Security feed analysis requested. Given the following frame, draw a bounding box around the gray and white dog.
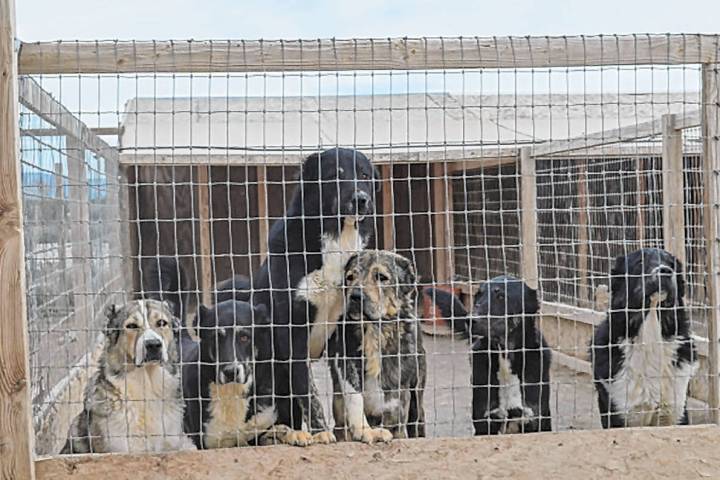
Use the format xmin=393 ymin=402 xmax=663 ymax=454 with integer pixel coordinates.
xmin=328 ymin=250 xmax=426 ymax=443
xmin=61 ymin=299 xmax=194 ymax=453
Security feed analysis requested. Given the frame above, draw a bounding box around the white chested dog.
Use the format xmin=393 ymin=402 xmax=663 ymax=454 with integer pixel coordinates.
xmin=61 ymin=299 xmax=194 ymax=453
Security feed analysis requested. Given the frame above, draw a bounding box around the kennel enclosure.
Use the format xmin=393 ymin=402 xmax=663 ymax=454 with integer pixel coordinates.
xmin=2 ymin=9 xmax=720 ymax=476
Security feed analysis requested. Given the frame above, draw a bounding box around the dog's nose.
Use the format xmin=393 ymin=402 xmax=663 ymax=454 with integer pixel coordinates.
xmin=352 ymin=191 xmax=371 ymax=215
xmin=144 ymin=338 xmax=163 ymax=360
xmin=656 ymin=265 xmax=674 ymax=275
xmin=221 ymin=363 xmax=245 ymax=383
xmin=349 ymin=288 xmax=363 ymax=303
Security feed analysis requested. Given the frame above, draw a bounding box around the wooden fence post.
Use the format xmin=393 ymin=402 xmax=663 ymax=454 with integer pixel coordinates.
xmin=702 ymin=63 xmax=720 ymax=425
xmin=520 ymin=148 xmax=539 ymax=290
xmin=382 ymin=164 xmax=394 ymax=250
xmin=432 ymin=162 xmax=454 ymax=282
xmin=662 ymin=113 xmax=687 ymax=266
xmin=0 ymin=0 xmax=36 ymax=477
xmin=196 ymin=166 xmax=213 ymax=305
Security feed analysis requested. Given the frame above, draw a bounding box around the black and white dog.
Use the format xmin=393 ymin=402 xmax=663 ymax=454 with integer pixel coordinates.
xmin=591 ymin=248 xmax=698 ymax=428
xmin=426 ymin=276 xmax=552 ymax=435
xmin=247 ymin=148 xmax=380 ymax=444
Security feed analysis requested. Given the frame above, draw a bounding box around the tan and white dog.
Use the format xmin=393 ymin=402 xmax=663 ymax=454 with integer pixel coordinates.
xmin=61 ymin=299 xmax=194 ymax=454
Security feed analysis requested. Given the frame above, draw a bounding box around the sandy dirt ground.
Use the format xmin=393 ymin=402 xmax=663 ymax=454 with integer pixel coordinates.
xmin=38 ymin=426 xmax=720 ymax=480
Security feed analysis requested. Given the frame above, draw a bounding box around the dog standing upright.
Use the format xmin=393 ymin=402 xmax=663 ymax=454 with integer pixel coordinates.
xmin=61 ymin=300 xmax=194 ymax=453
xmin=246 ymin=148 xmax=380 ymax=444
xmin=426 ymin=276 xmax=552 ymax=435
xmin=329 ymin=250 xmax=426 ymax=443
xmin=591 ymin=248 xmax=697 ymax=428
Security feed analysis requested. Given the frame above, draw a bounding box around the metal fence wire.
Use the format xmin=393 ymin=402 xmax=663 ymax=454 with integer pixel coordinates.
xmin=15 ymin=35 xmax=720 ymax=456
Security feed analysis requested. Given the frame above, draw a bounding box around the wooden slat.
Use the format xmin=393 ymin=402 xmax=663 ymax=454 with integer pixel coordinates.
xmin=702 ymin=63 xmax=720 ymax=425
xmin=0 ymin=0 xmax=35 ymax=477
xmin=66 ymin=137 xmax=92 ymax=332
xmin=577 ymin=160 xmax=589 ymax=306
xmin=431 ymin=163 xmax=453 ymax=282
xmin=381 ymin=164 xmax=394 ymax=250
xmin=661 ymin=114 xmax=687 ymax=265
xmin=118 ymin=148 xmax=519 ymax=167
xmin=18 ymin=35 xmax=720 ymax=75
xmin=196 ymin=166 xmax=213 ymax=306
xmin=17 ymin=77 xmax=119 ymax=166
xmin=532 ymin=110 xmax=700 ymax=158
xmin=520 ymin=148 xmax=539 ymax=290
xmin=256 ymin=166 xmax=269 ymax=259
xmin=21 ymin=126 xmax=120 ymax=137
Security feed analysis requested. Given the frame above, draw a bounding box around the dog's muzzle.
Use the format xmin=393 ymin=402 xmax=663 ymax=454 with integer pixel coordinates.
xmin=342 ymin=190 xmax=373 ymax=220
xmin=646 ymin=265 xmax=677 ymax=303
xmin=135 ymin=331 xmax=168 ymax=366
xmin=219 ymin=362 xmax=249 ymax=385
xmin=347 ymin=287 xmax=380 ymax=320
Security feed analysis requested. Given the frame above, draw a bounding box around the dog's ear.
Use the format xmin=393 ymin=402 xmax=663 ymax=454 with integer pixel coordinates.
xmin=104 ymin=304 xmax=121 ymax=344
xmin=300 ymin=151 xmax=321 ymax=181
xmin=344 ymin=253 xmax=360 ymax=275
xmin=394 ymin=254 xmax=417 ymax=299
xmin=196 ymin=304 xmax=214 ymax=337
xmin=610 ymin=254 xmax=628 ymax=297
xmin=524 ymin=285 xmax=540 ymax=314
xmin=674 ymin=257 xmax=686 ymax=300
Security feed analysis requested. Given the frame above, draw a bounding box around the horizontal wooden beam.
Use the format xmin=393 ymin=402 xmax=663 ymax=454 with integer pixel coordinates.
xmin=21 ymin=127 xmax=120 ymax=137
xmin=18 ymin=35 xmax=720 ymax=75
xmin=532 ymin=110 xmax=700 ymax=158
xmin=118 ymin=148 xmax=519 ymax=166
xmin=35 ymin=425 xmax=720 ymax=479
xmin=18 ymin=76 xmax=119 ymax=165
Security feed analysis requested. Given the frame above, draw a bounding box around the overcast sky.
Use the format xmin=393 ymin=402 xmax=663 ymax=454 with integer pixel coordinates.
xmin=15 ymin=0 xmax=720 ymax=41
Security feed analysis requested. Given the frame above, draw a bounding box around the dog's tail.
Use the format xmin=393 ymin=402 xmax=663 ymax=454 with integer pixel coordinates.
xmin=422 ymin=287 xmax=471 ymax=338
xmin=142 ymin=256 xmax=188 ymax=322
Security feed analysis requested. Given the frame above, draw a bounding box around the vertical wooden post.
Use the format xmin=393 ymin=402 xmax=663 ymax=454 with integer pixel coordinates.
xmin=432 ymin=162 xmax=454 ymax=282
xmin=702 ymin=63 xmax=720 ymax=424
xmin=577 ymin=159 xmax=589 ymax=306
xmin=197 ymin=165 xmax=213 ymax=306
xmin=256 ymin=165 xmax=269 ymax=260
xmin=662 ymin=114 xmax=687 ymax=266
xmin=382 ymin=164 xmax=394 ymax=250
xmin=0 ymin=0 xmax=35 ymax=477
xmin=66 ymin=137 xmax=92 ymax=328
xmin=520 ymin=148 xmax=539 ymax=290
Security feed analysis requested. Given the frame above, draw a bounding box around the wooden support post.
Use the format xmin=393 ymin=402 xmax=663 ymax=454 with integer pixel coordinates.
xmin=577 ymin=160 xmax=590 ymax=306
xmin=54 ymin=162 xmax=67 ymax=279
xmin=197 ymin=166 xmax=213 ymax=306
xmin=432 ymin=162 xmax=454 ymax=282
xmin=66 ymin=137 xmax=92 ymax=329
xmin=382 ymin=164 xmax=394 ymax=250
xmin=0 ymin=0 xmax=35 ymax=476
xmin=520 ymin=148 xmax=539 ymax=290
xmin=662 ymin=114 xmax=687 ymax=266
xmin=702 ymin=63 xmax=720 ymax=424
xmin=256 ymin=166 xmax=269 ymax=260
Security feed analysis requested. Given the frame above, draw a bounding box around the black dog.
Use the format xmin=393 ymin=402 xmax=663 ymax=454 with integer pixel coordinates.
xmin=590 ymin=248 xmax=697 ymax=428
xmin=426 ymin=276 xmax=552 ymax=435
xmin=242 ymin=148 xmax=380 ymax=444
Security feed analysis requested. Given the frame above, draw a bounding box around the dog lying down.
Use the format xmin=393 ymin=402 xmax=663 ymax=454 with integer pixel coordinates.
xmin=61 ymin=299 xmax=194 ymax=453
xmin=426 ymin=276 xmax=552 ymax=435
xmin=329 ymin=250 xmax=427 ymax=443
xmin=591 ymin=248 xmax=698 ymax=428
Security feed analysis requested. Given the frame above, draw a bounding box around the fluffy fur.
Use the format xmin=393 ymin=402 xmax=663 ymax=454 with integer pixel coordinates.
xmin=329 ymin=250 xmax=426 ymax=443
xmin=245 ymin=148 xmax=381 ymax=444
xmin=426 ymin=276 xmax=552 ymax=435
xmin=591 ymin=248 xmax=698 ymax=428
xmin=61 ymin=300 xmax=194 ymax=453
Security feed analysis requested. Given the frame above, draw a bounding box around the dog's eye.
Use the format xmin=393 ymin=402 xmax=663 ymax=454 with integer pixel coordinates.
xmin=156 ymin=319 xmax=169 ymax=328
xmin=361 ymin=171 xmax=370 ymax=180
xmin=346 ymin=273 xmax=355 ymax=283
xmin=376 ymin=272 xmax=389 ymax=282
xmin=125 ymin=323 xmax=139 ymax=330
xmin=238 ymin=334 xmax=250 ymax=343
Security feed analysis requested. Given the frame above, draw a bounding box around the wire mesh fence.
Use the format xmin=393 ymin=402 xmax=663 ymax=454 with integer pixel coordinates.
xmin=14 ymin=35 xmax=720 ymax=457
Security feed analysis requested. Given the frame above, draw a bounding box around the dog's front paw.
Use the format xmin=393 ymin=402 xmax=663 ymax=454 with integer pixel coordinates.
xmin=353 ymin=427 xmax=393 ymax=444
xmin=312 ymin=431 xmax=336 ymax=444
xmin=284 ymin=430 xmax=314 ymax=447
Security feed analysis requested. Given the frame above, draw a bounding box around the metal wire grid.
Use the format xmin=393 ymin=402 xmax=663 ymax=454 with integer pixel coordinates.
xmin=17 ymin=41 xmax=720 ymax=454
